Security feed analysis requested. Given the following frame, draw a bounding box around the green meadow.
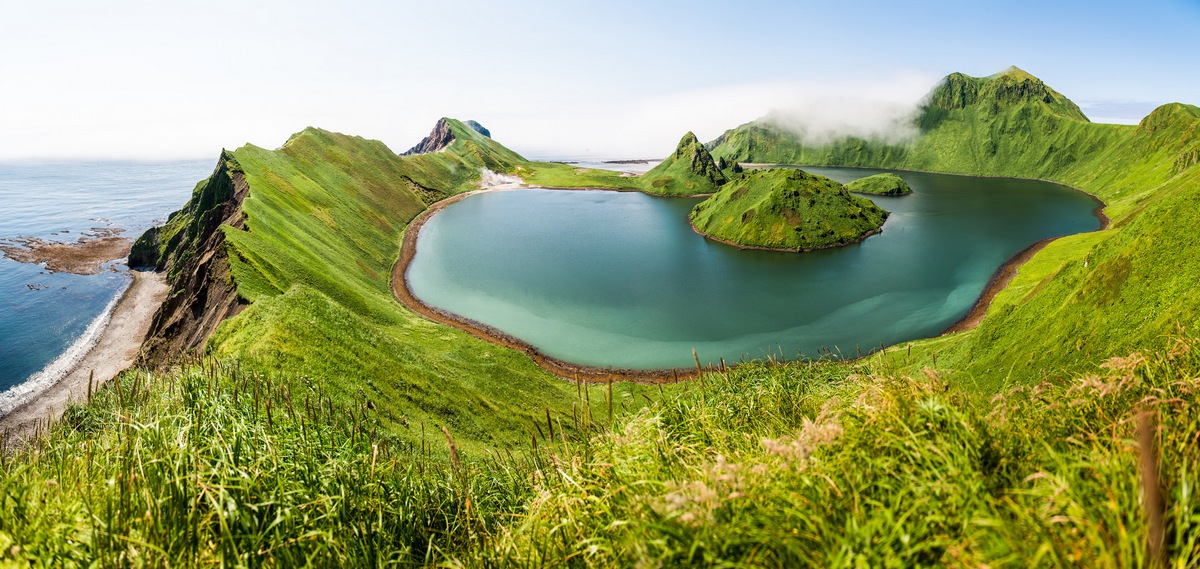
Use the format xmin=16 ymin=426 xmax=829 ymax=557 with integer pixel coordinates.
xmin=3 ymin=68 xmax=1200 ymax=566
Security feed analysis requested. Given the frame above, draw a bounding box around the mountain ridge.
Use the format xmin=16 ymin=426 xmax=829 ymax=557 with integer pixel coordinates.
xmin=706 ymin=67 xmax=1200 ymax=382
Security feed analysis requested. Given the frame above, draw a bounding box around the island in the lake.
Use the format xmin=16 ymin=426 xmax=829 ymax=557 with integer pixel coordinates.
xmin=845 ymin=172 xmax=913 ymax=196
xmin=688 ymin=168 xmax=890 ymax=251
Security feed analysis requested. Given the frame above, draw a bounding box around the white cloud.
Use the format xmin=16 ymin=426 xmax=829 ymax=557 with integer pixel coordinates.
xmin=488 ymin=71 xmax=941 ymax=160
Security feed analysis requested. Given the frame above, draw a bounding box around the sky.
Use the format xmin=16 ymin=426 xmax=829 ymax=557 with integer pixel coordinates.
xmin=1 ymin=0 xmax=1198 ymax=161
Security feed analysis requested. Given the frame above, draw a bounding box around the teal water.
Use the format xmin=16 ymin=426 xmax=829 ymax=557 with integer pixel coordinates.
xmin=407 ymin=167 xmax=1102 ymax=370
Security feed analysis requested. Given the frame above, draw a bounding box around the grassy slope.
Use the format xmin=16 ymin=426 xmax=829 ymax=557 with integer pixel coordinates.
xmin=517 ymin=160 xmax=644 ymax=190
xmin=169 ymin=125 xmax=652 ymax=451
xmin=710 ymin=69 xmax=1200 ymax=384
xmin=689 ymin=168 xmax=888 ymax=250
xmin=641 ymin=131 xmax=727 ymax=195
xmin=845 ymin=172 xmax=912 ymax=195
xmin=5 ymin=334 xmax=1197 ymax=566
xmin=5 ymin=73 xmax=1200 ymax=564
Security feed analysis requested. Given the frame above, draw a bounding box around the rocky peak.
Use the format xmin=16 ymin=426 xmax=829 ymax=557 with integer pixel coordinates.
xmin=676 ymin=132 xmax=727 ymax=185
xmin=403 ymin=118 xmax=455 ymax=155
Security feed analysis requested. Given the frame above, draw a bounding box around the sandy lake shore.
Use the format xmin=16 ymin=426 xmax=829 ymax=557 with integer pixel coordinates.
xmin=0 ymin=269 xmax=168 ymax=447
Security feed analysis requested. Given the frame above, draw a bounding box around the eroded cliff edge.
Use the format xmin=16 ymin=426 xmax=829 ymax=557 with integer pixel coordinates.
xmin=131 ymin=151 xmax=250 ymax=365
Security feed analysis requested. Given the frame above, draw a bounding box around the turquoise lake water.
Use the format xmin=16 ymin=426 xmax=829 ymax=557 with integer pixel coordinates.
xmin=407 ymin=167 xmax=1102 ymax=370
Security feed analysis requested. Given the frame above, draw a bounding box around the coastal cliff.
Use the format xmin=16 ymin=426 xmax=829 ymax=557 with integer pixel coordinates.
xmin=131 ymin=152 xmax=250 ymax=365
xmin=129 ymin=120 xmax=530 ymax=367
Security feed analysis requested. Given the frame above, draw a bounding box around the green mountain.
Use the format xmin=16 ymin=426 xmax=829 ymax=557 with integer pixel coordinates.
xmin=844 ymin=172 xmax=912 ymax=195
xmin=926 ymin=66 xmax=1088 ymax=122
xmin=7 ymin=71 xmax=1200 ymax=566
xmin=689 ymin=168 xmax=888 ymax=251
xmin=642 ymin=131 xmax=727 ymax=195
xmin=709 ymin=68 xmax=1200 ymax=382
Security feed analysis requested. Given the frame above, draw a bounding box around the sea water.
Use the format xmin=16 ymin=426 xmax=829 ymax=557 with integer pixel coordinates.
xmin=0 ymin=160 xmax=211 ymax=400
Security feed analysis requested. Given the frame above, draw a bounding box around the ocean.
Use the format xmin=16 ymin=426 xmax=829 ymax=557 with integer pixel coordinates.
xmin=0 ymin=159 xmax=212 ymax=406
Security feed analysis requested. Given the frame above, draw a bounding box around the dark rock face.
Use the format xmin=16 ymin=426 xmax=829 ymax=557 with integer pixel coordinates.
xmin=403 ymin=118 xmax=455 ymax=155
xmin=678 ymin=132 xmax=727 ymax=186
xmin=135 ymin=153 xmax=250 ymax=365
xmin=465 ymin=120 xmax=491 ymax=138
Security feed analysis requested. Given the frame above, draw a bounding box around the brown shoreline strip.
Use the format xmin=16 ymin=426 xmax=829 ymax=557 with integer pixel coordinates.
xmin=391 ymin=188 xmax=697 ymax=384
xmin=940 ymin=238 xmax=1053 ymax=335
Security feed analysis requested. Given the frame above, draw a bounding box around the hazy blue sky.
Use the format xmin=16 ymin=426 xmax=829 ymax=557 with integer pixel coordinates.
xmin=1 ymin=0 xmax=1197 ymax=160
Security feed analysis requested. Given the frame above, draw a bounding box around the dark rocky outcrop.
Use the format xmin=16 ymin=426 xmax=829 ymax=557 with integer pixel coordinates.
xmin=402 ymin=118 xmax=494 ymax=155
xmin=403 ymin=118 xmax=456 ymax=155
xmin=642 ymin=131 xmax=728 ymax=195
xmin=134 ymin=152 xmax=250 ymax=365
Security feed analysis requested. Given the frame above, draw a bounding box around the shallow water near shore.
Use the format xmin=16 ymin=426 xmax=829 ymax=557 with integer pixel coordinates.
xmin=408 ymin=167 xmax=1102 ymax=370
xmin=0 ymin=160 xmax=209 ymax=394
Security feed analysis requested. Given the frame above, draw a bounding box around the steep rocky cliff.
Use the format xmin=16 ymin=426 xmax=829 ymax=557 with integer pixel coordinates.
xmin=402 ymin=118 xmax=456 ymax=155
xmin=131 ymin=152 xmax=250 ymax=364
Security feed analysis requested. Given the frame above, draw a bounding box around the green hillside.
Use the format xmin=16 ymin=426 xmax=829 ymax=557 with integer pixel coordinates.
xmin=4 ymin=68 xmax=1200 ymax=566
xmin=710 ymin=68 xmax=1200 ymax=383
xmin=641 ymin=131 xmax=728 ymax=195
xmin=689 ymin=168 xmax=888 ymax=251
xmin=5 ymin=330 xmax=1198 ymax=565
xmin=128 ymin=122 xmax=651 ymax=453
xmin=845 ymin=172 xmax=912 ymax=195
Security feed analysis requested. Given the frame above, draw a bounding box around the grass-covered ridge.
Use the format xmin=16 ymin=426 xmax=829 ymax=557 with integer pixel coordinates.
xmin=689 ymin=168 xmax=888 ymax=251
xmin=709 ymin=68 xmax=1200 ymax=382
xmin=845 ymin=172 xmax=912 ymax=195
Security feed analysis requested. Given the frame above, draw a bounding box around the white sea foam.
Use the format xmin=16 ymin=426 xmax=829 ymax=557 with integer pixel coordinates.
xmin=0 ymin=275 xmax=130 ymax=417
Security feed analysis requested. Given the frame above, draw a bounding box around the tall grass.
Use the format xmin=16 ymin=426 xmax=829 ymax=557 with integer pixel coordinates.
xmin=3 ymin=336 xmax=1199 ymax=566
xmin=0 ymin=359 xmax=545 ymax=566
xmin=467 ymin=340 xmax=1200 ymax=567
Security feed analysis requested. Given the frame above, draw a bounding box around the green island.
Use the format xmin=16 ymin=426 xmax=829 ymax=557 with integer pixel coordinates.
xmin=689 ymin=168 xmax=889 ymax=251
xmin=844 ymin=172 xmax=913 ymax=195
xmin=3 ymin=66 xmax=1200 ymax=566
